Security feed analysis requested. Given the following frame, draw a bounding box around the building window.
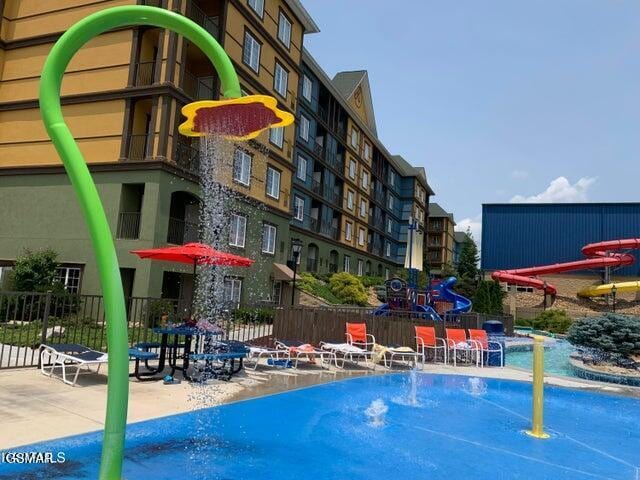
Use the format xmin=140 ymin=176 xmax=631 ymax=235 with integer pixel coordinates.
xmin=242 ymin=31 xmax=261 ymax=73
xmin=272 ymin=281 xmax=282 ymax=304
xmin=299 ymin=115 xmax=310 ymax=141
xmin=302 ymin=75 xmax=312 ymax=102
xmin=294 ymin=195 xmax=304 ymax=221
xmin=233 ymin=149 xmax=252 ymax=186
xmin=345 ymin=221 xmax=353 ymax=241
xmin=224 ymin=277 xmax=242 ymax=305
xmin=387 ymin=218 xmax=393 ymax=234
xmin=385 ymin=268 xmax=390 ymax=280
xmin=269 ymin=126 xmax=284 ymax=148
xmin=247 ymin=0 xmax=264 ymax=17
xmin=56 ymin=267 xmax=82 ymax=294
xmin=350 ymin=128 xmax=359 ymax=149
xmin=389 ymin=170 xmax=396 ymax=187
xmin=361 ymin=171 xmax=369 ymax=190
xmin=363 ymin=142 xmax=371 ymax=161
xmin=358 ymin=227 xmax=365 ymax=246
xmin=387 ymin=194 xmax=394 ymax=210
xmin=261 ymin=223 xmax=277 ymax=254
xmin=386 ymin=242 xmax=391 ymax=257
xmin=347 ymin=190 xmax=354 ymax=210
xmin=296 ymin=155 xmax=307 ymax=181
xmin=357 ymin=259 xmax=364 ymax=276
xmin=343 ymin=255 xmax=351 ymax=272
xmin=277 ymin=11 xmax=292 ymax=48
xmin=359 ymin=199 xmax=367 ymax=218
xmin=348 ymin=159 xmax=356 ymax=179
xmin=229 ymin=214 xmax=247 ymax=247
xmin=273 ymin=62 xmax=288 ymax=98
xmin=266 ymin=166 xmax=281 ymax=199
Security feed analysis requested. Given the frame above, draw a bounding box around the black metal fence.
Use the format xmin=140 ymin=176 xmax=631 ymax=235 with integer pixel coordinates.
xmin=0 ymin=291 xmax=274 ymax=369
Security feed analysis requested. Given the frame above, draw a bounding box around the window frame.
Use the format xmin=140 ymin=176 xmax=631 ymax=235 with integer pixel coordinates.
xmin=265 ymin=166 xmax=281 ymax=200
xmin=345 ymin=221 xmax=353 ymax=241
xmin=233 ymin=148 xmax=252 ymax=187
xmin=343 ymin=255 xmax=351 ymax=273
xmin=269 ymin=126 xmax=284 ymax=148
xmin=224 ymin=277 xmax=243 ymax=305
xmin=301 ymin=75 xmax=312 ymax=102
xmin=242 ymin=29 xmax=261 ymax=73
xmin=296 ymin=155 xmax=307 ymax=181
xmin=348 ymin=159 xmax=357 ymax=180
xmin=229 ymin=213 xmax=247 ymax=248
xmin=299 ymin=114 xmax=310 ymax=141
xmin=357 ymin=259 xmax=364 ymax=276
xmin=358 ymin=227 xmax=365 ymax=246
xmin=273 ymin=60 xmax=289 ymax=99
xmin=247 ymin=0 xmax=264 ymax=18
xmin=361 ymin=171 xmax=369 ymax=190
xmin=277 ymin=10 xmax=292 ymax=49
xmin=261 ymin=223 xmax=277 ymax=255
xmin=350 ymin=127 xmax=359 ymax=149
xmin=359 ymin=199 xmax=367 ymax=218
xmin=346 ymin=190 xmax=354 ymax=210
xmin=293 ymin=195 xmax=305 ymax=221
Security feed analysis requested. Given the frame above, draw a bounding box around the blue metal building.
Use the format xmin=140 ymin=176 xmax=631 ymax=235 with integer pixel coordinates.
xmin=481 ymin=203 xmax=640 ymax=277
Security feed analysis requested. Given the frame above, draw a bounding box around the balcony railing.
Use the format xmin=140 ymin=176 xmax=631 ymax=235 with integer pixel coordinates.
xmin=329 ymin=189 xmax=342 ymax=206
xmin=306 ymin=258 xmax=318 ymax=272
xmin=186 ymin=2 xmax=219 ymax=38
xmin=167 ymin=217 xmax=199 ymax=245
xmin=328 ymin=262 xmax=338 ymax=273
xmin=133 ymin=61 xmax=155 ymax=86
xmin=174 ymin=140 xmax=200 ymax=176
xmin=325 ymin=151 xmax=344 ymax=171
xmin=318 ymin=105 xmax=328 ymax=123
xmin=309 ymin=217 xmax=321 ymax=233
xmin=183 ymin=71 xmax=215 ymax=100
xmin=128 ymin=134 xmax=152 ymax=161
xmin=311 ymin=180 xmax=323 ymax=195
xmin=313 ymin=141 xmax=323 ymax=157
xmin=116 ymin=212 xmax=141 ymax=240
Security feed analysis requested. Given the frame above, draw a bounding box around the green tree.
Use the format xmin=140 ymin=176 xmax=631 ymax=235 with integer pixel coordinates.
xmin=567 ymin=313 xmax=640 ymax=362
xmin=12 ymin=249 xmax=61 ymax=292
xmin=457 ymin=228 xmax=479 ymax=279
xmin=329 ymin=272 xmax=369 ymax=306
xmin=472 ymin=280 xmax=505 ymax=314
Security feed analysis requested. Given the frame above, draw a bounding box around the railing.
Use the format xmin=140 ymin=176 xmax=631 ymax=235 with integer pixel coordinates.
xmin=329 ymin=189 xmax=342 ymax=206
xmin=368 ymin=243 xmax=382 ymax=256
xmin=133 ymin=61 xmax=155 ymax=86
xmin=186 ymin=1 xmax=219 ymax=38
xmin=306 ymin=258 xmax=318 ymax=272
xmin=182 ymin=71 xmax=215 ymax=100
xmin=128 ymin=134 xmax=151 ymax=161
xmin=174 ymin=140 xmax=200 ymax=176
xmin=317 ymin=104 xmax=328 ymax=123
xmin=313 ymin=141 xmax=323 ymax=157
xmin=167 ymin=217 xmax=199 ymax=244
xmin=311 ymin=180 xmax=323 ymax=195
xmin=116 ymin=212 xmax=142 ymax=240
xmin=0 ymin=291 xmax=276 ymax=369
xmin=325 ymin=151 xmax=344 ymax=171
xmin=328 ymin=263 xmax=338 ymax=273
xmin=309 ymin=217 xmax=321 ymax=233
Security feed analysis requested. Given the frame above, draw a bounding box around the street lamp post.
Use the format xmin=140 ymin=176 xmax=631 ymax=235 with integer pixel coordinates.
xmin=290 ymin=238 xmax=303 ymax=306
xmin=407 ymin=217 xmax=421 ymax=309
xmin=611 ymin=284 xmax=617 ymax=313
xmin=543 ymin=281 xmax=548 ymax=311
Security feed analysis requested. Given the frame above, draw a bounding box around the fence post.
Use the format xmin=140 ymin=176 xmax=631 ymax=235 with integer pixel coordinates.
xmin=40 ymin=290 xmax=53 ymax=345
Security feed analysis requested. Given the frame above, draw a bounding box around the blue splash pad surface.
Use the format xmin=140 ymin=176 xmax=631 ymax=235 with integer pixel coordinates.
xmin=1 ymin=373 xmax=638 ymax=479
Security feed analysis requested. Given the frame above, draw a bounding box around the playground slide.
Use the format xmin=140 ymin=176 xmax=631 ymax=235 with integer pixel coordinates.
xmin=578 ymin=281 xmax=640 ymax=298
xmin=432 ymin=277 xmax=472 ymax=314
xmin=492 ymin=238 xmax=640 ymax=296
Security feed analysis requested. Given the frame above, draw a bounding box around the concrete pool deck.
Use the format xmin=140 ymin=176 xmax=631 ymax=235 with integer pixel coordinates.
xmin=1 ymin=361 xmax=638 ymax=450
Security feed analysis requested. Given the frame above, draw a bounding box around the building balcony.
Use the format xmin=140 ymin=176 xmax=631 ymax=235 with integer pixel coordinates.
xmin=317 ymin=104 xmax=328 ymax=123
xmin=174 ymin=140 xmax=200 ymax=176
xmin=367 ymin=243 xmax=383 ymax=256
xmin=116 ymin=212 xmax=141 ymax=240
xmin=128 ymin=134 xmax=151 ymax=161
xmin=182 ymin=71 xmax=215 ymax=100
xmin=186 ymin=1 xmax=219 ymax=39
xmin=311 ymin=180 xmax=323 ymax=195
xmin=313 ymin=141 xmax=323 ymax=157
xmin=167 ymin=217 xmax=199 ymax=245
xmin=133 ymin=61 xmax=156 ymax=86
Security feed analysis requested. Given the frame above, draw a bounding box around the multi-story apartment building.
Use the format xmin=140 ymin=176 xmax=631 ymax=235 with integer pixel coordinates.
xmin=0 ymin=0 xmax=435 ymax=305
xmin=289 ymin=51 xmax=433 ymax=280
xmin=0 ymin=0 xmax=318 ymax=306
xmin=453 ymin=231 xmax=468 ymax=267
xmin=427 ymin=203 xmax=456 ymax=275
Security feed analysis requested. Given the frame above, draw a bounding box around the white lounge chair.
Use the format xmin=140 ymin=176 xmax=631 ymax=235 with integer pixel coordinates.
xmin=40 ymin=343 xmax=108 ymax=386
xmin=275 ymin=340 xmax=337 ymax=369
xmin=320 ymin=342 xmax=373 ymax=368
xmin=247 ymin=345 xmax=290 ymax=370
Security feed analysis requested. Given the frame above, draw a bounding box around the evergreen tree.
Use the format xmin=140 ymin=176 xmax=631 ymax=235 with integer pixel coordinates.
xmin=457 ymin=228 xmax=479 ymax=279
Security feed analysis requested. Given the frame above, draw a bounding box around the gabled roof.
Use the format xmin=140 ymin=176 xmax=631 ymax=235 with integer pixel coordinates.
xmin=332 ymin=70 xmax=378 ymax=136
xmin=283 ymin=0 xmax=320 ymax=33
xmin=454 ymin=231 xmax=469 ymax=244
xmin=391 ymin=155 xmax=435 ymax=195
xmin=429 ymin=202 xmax=455 ymax=223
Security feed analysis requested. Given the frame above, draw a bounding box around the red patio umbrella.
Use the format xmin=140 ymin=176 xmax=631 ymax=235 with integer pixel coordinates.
xmin=131 ymin=243 xmax=254 ymax=318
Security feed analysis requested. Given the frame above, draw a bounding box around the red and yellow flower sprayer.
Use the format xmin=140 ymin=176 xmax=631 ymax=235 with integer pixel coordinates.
xmin=39 ymin=6 xmax=293 ymax=479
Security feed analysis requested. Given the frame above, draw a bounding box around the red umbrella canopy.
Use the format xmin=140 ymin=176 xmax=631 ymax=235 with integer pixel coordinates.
xmin=131 ymin=243 xmax=254 ymax=267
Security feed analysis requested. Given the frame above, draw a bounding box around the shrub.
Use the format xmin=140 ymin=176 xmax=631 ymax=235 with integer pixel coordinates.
xmin=298 ymin=273 xmax=343 ymax=304
xmin=360 ymin=275 xmax=384 ymax=288
xmin=472 ymin=280 xmax=505 ymax=314
xmin=567 ymin=313 xmax=640 ymax=362
xmin=232 ymin=307 xmax=274 ymax=324
xmin=13 ymin=249 xmax=61 ymax=292
xmin=329 ymin=272 xmax=369 ymax=306
xmin=145 ymin=298 xmax=177 ymax=327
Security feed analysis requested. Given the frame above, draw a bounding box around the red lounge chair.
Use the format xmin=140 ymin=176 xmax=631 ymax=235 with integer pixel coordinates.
xmin=415 ymin=326 xmax=447 ymax=364
xmin=468 ymin=329 xmax=504 ymax=367
xmin=445 ymin=328 xmax=479 ymax=367
xmin=346 ymin=322 xmax=375 ymax=350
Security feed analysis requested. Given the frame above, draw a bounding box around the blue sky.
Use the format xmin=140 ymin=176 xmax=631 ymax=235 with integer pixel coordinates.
xmin=303 ymin=0 xmax=640 ymax=239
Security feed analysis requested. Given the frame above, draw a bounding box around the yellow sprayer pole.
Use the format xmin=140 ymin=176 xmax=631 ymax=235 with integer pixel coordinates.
xmin=526 ymin=335 xmax=550 ymax=439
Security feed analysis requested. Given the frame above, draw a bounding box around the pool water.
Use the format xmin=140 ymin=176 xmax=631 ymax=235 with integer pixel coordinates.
xmin=1 ymin=373 xmax=638 ymax=479
xmin=508 ymin=340 xmax=576 ymax=377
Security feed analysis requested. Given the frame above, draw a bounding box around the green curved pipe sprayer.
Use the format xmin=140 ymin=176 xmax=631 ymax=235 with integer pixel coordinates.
xmin=39 ymin=6 xmax=241 ymax=479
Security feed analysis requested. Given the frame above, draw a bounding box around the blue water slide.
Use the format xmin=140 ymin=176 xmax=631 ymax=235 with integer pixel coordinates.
xmin=373 ymin=303 xmax=442 ymax=321
xmin=433 ymin=277 xmax=472 ymax=314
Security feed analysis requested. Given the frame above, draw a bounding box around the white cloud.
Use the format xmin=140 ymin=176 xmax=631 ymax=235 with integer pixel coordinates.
xmin=510 ymin=176 xmax=596 ymax=203
xmin=457 ymin=214 xmax=482 ymax=243
xmin=510 ymin=169 xmax=529 ymax=180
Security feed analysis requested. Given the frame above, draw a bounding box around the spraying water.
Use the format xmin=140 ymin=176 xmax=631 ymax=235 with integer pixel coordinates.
xmin=365 ymin=399 xmax=389 ymax=427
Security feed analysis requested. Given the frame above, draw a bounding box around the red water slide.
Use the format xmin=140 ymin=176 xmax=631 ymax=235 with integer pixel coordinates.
xmin=491 ymin=239 xmax=640 ymax=295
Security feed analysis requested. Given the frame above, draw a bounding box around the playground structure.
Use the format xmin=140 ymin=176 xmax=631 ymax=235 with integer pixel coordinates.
xmin=491 ymin=238 xmax=640 ymax=300
xmin=39 ymin=6 xmax=293 ymax=479
xmin=374 ymin=276 xmax=472 ymax=319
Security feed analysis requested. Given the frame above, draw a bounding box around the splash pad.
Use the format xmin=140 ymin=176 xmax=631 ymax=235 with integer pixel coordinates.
xmin=39 ymin=6 xmax=292 ymax=478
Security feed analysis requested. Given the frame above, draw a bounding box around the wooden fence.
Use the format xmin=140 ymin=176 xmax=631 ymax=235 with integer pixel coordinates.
xmin=273 ymin=307 xmax=513 ymax=347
